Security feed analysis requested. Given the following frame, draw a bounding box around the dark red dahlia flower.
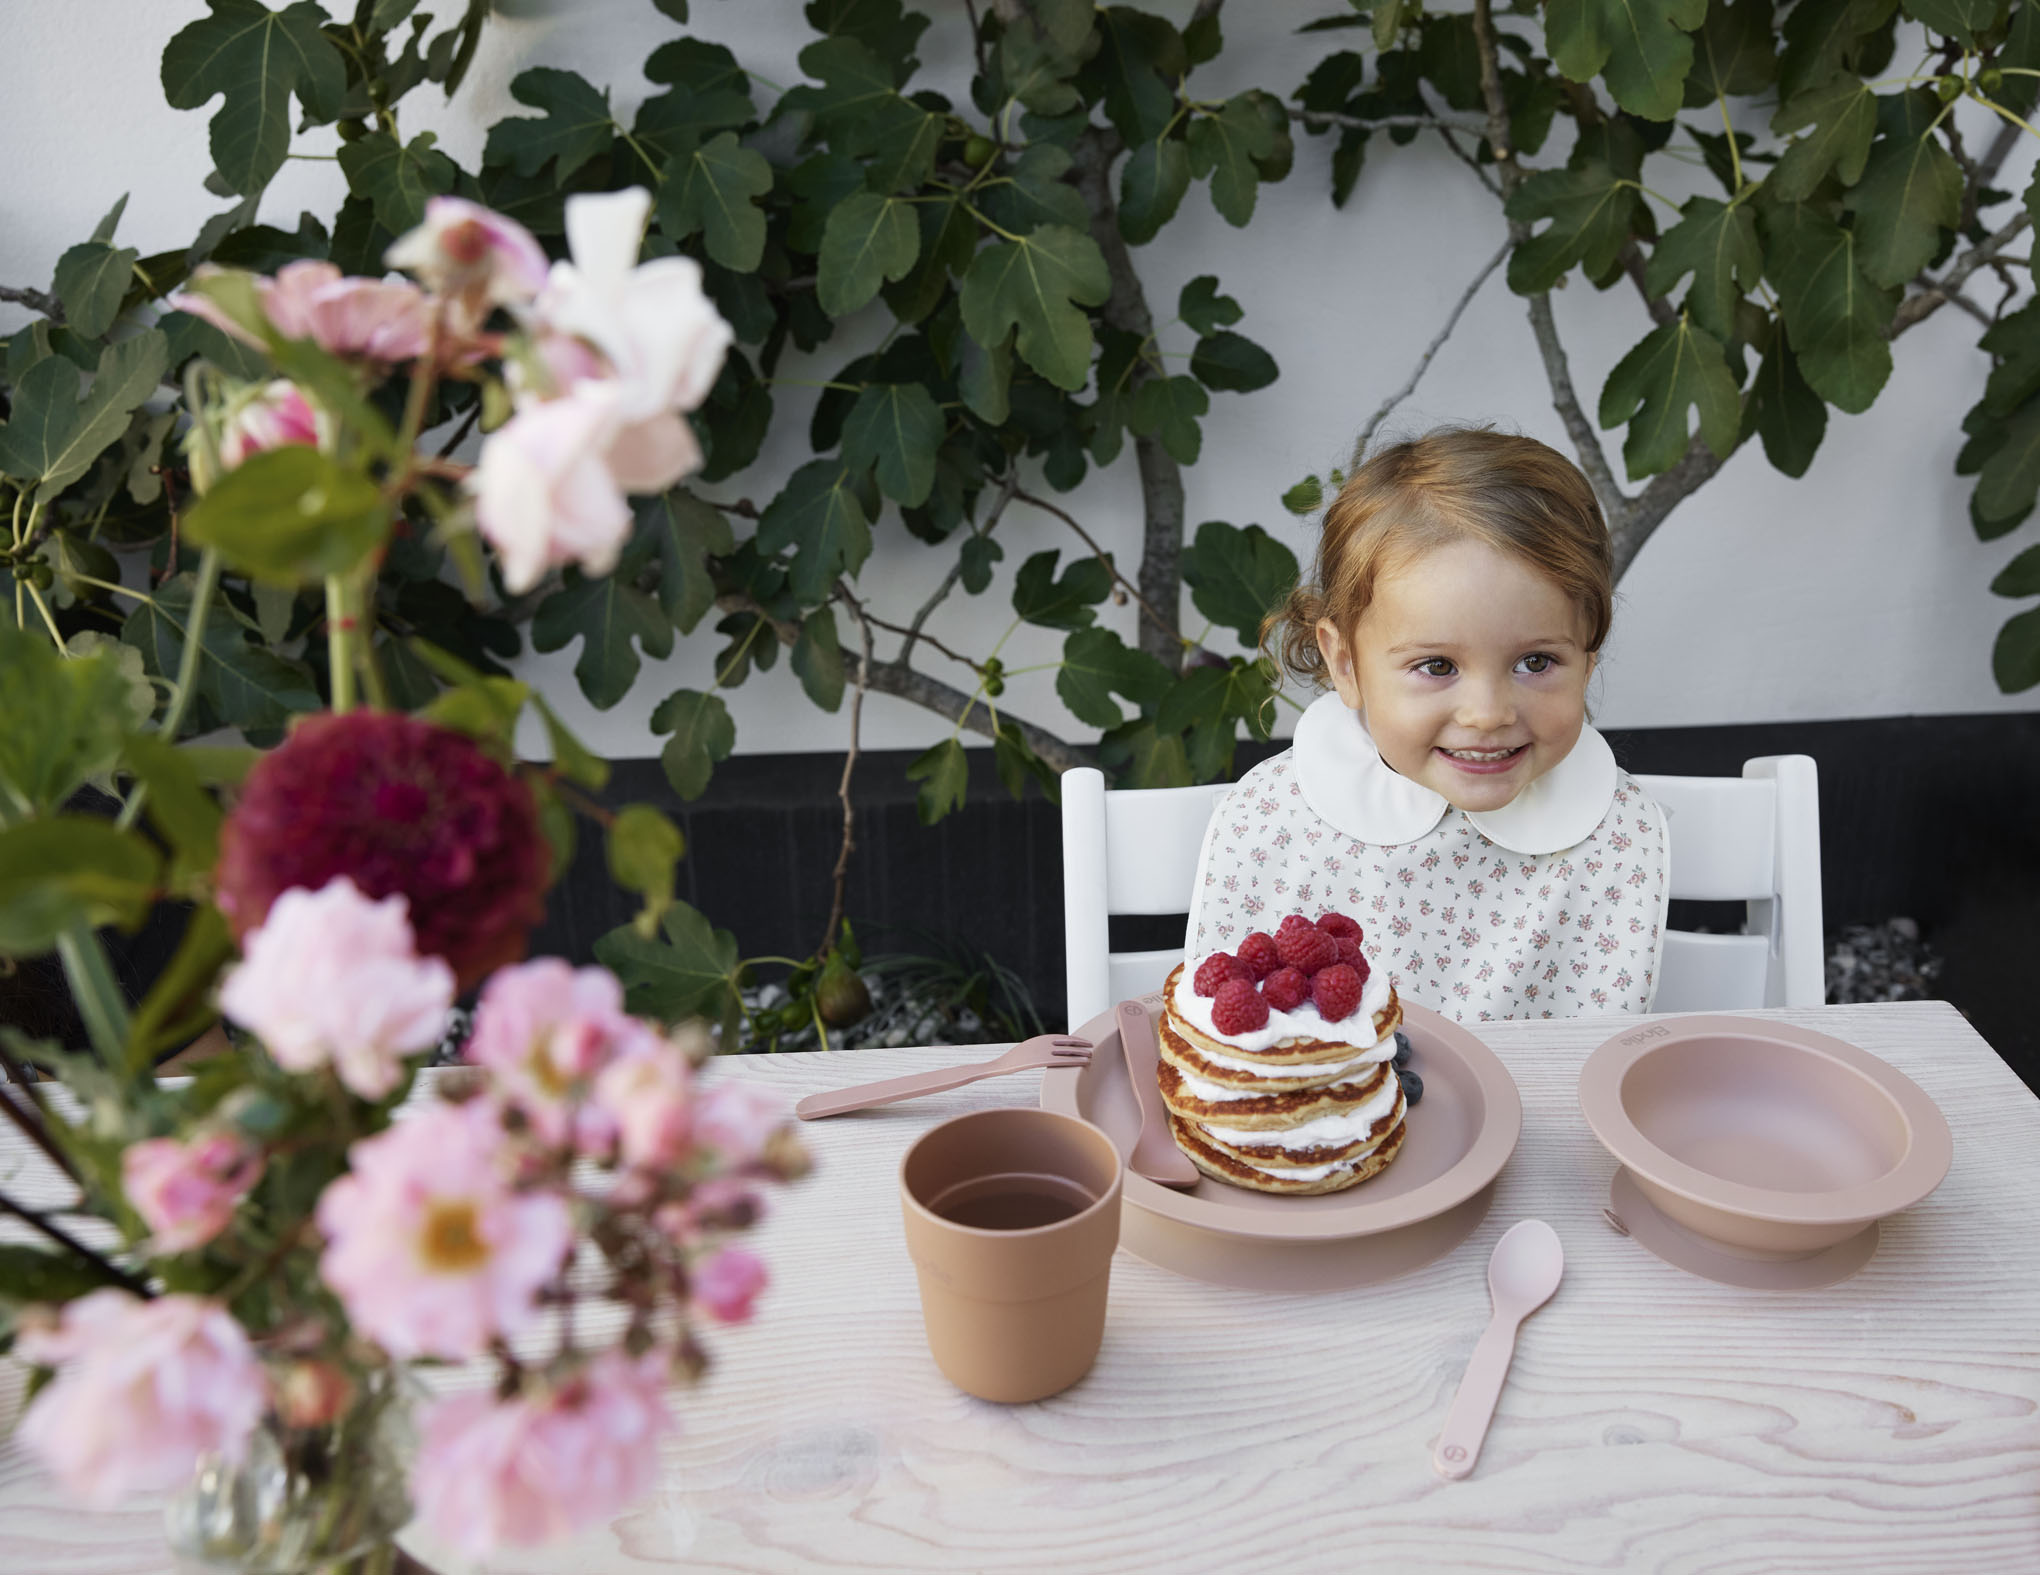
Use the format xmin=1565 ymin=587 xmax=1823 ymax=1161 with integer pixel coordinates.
xmin=215 ymin=711 xmax=551 ymax=990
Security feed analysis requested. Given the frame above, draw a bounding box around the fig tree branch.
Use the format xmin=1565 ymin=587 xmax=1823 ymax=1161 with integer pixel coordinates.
xmin=1350 ymin=237 xmax=1511 ymax=470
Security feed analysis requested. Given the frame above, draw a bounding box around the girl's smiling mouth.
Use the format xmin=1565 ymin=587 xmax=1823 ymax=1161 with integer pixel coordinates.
xmin=1436 ymin=744 xmax=1529 ymax=774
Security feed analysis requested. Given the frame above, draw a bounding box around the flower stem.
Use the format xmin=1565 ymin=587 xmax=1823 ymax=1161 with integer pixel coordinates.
xmin=55 ymin=922 xmax=132 ymax=1070
xmin=327 ymin=574 xmax=358 ymax=715
xmin=118 ymin=546 xmax=222 ymax=834
xmin=0 ymin=1190 xmax=149 ymax=1294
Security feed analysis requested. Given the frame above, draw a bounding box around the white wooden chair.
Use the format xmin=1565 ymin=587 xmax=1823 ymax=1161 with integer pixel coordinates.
xmin=1060 ymin=755 xmax=1823 ymax=1030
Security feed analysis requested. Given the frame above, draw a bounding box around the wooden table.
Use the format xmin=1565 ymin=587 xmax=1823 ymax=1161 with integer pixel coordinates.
xmin=5 ymin=1002 xmax=2038 ymax=1574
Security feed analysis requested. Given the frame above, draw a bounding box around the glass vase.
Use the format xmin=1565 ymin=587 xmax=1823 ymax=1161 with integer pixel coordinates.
xmin=164 ymin=1369 xmax=418 ymax=1575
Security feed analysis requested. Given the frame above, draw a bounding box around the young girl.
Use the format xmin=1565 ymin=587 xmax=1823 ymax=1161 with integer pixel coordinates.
xmin=1186 ymin=427 xmax=1669 ymax=1021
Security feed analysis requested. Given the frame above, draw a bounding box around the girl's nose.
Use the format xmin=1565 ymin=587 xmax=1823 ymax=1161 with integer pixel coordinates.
xmin=1456 ymin=678 xmax=1515 ymax=731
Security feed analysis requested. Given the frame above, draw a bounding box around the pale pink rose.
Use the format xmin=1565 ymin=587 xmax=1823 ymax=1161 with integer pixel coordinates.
xmin=15 ymin=1291 xmax=266 ymax=1509
xmin=691 ymin=1246 xmax=767 ymax=1323
xmin=655 ymin=1176 xmax=766 ymax=1245
xmin=122 ymin=1132 xmax=262 ymax=1252
xmin=593 ymin=1045 xmax=693 ymax=1170
xmin=218 ymin=877 xmax=455 ymax=1100
xmin=218 ymin=380 xmax=320 ymax=470
xmin=693 ymin=1082 xmax=788 ymax=1166
xmin=470 ymin=381 xmax=633 ymax=592
xmin=466 ymin=959 xmax=663 ymax=1150
xmin=386 ymin=196 xmax=549 ymax=315
xmin=411 ymin=1350 xmax=673 ymax=1555
xmin=173 ymin=262 xmax=431 ymax=362
xmin=316 ymin=1098 xmax=571 ymax=1360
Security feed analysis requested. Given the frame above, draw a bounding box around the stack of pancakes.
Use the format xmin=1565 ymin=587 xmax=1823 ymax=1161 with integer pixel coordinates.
xmin=1157 ymin=961 xmax=1407 ymax=1196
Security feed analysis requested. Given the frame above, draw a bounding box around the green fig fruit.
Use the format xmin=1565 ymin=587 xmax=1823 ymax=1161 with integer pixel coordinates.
xmin=815 ymin=952 xmax=872 ymax=1028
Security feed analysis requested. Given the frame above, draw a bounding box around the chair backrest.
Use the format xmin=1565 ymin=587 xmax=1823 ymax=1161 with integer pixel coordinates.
xmin=1059 ymin=754 xmax=1823 ymax=1030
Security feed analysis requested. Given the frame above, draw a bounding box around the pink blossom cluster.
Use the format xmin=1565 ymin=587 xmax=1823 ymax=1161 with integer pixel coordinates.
xmin=121 ymin=1131 xmax=262 ymax=1252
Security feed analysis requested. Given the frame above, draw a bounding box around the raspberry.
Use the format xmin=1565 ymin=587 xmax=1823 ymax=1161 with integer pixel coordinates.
xmin=1311 ymin=963 xmax=1363 ymax=1022
xmin=1317 ymin=912 xmax=1362 ymax=942
xmin=1261 ymin=966 xmax=1308 ymax=1012
xmin=1192 ymin=952 xmax=1250 ymax=996
xmin=1335 ymin=935 xmax=1362 ymax=967
xmin=1236 ymin=931 xmax=1280 ymax=979
xmin=1276 ymin=924 xmax=1337 ymax=976
xmin=1277 ymin=913 xmax=1316 ymax=937
xmin=1209 ymin=978 xmax=1269 ymax=1034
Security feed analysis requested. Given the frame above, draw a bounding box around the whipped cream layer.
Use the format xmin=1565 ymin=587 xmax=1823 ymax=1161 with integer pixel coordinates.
xmin=1174 ymin=1052 xmax=1386 ymax=1103
xmin=1200 ymin=1070 xmax=1399 ymax=1151
xmin=1171 ymin=951 xmax=1393 ymax=1055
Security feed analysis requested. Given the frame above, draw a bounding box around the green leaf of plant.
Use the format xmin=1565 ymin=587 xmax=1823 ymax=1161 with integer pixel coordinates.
xmin=633 ymin=488 xmax=732 ymax=635
xmin=0 ymin=627 xmax=134 ymax=815
xmin=594 ymin=902 xmax=740 ymax=1025
xmin=529 ymin=692 xmax=609 ymax=791
xmin=483 ymin=67 xmax=616 ymax=182
xmin=183 ymin=445 xmax=388 ymax=585
xmin=658 ymin=131 xmax=774 ymax=271
xmin=1643 ymin=197 xmax=1762 ymax=342
xmin=1190 ymin=330 xmax=1280 ymax=393
xmin=1156 ymin=660 xmax=1277 ymax=737
xmin=998 ymin=4 xmax=1090 ymax=114
xmin=841 ymin=383 xmax=945 ymax=506
xmin=1900 ymin=0 xmax=2004 ymax=48
xmin=121 ymin=573 xmax=318 ymax=739
xmin=1990 ymin=542 xmax=2040 ymax=597
xmin=959 ymin=329 xmax=1014 ymax=424
xmin=1080 ymin=6 xmax=1186 ymax=145
xmin=1992 ymin=604 xmax=2040 ymax=692
xmin=1012 ymin=548 xmax=1112 ymax=630
xmin=791 ymin=607 xmax=846 ymax=712
xmin=1181 ymin=521 xmax=1300 ymax=646
xmin=0 ymin=329 xmax=168 ymax=502
xmin=1761 ymin=204 xmax=1896 ymax=412
xmin=54 ymin=242 xmax=140 ymax=340
xmin=1057 ymin=626 xmax=1174 ymax=728
xmin=905 ymin=736 xmax=970 ymax=824
xmin=336 ymin=130 xmax=458 ymax=234
xmin=650 ymin=687 xmax=736 ymax=799
xmin=1187 ymin=95 xmax=1281 ymax=226
xmin=125 ymin=904 xmax=236 ymax=1071
xmin=160 ymin=0 xmax=347 ymax=195
xmin=606 ymin=804 xmax=685 ymax=931
xmin=804 ymin=0 xmax=931 ymax=76
xmin=1973 ymin=399 xmax=2040 ymax=526
xmin=120 ymin=732 xmax=223 ymax=887
xmin=1843 ymin=92 xmax=1963 ymax=289
xmin=960 ymin=534 xmax=1005 ymax=594
xmin=958 ymin=225 xmax=1110 ymax=391
xmin=1777 ymin=0 xmax=1899 ymax=105
xmin=1179 ymin=276 xmax=1243 ymax=335
xmin=1598 ymin=316 xmax=1743 ymax=479
xmin=755 ymin=460 xmax=873 ymax=601
xmin=1117 ymin=138 xmax=1191 ymax=245
xmin=1128 ymin=374 xmax=1207 ymax=464
xmin=1103 ymin=719 xmax=1193 ymax=788
xmin=817 ymin=192 xmax=920 ymax=318
xmin=1768 ymin=74 xmax=1877 ymax=200
xmin=1546 ymin=0 xmax=1705 ymax=120
xmin=636 ymin=38 xmax=757 ymax=161
xmin=781 ymin=36 xmax=903 ymax=138
xmin=864 ymin=106 xmax=946 ymax=195
xmin=1503 ymin=163 xmax=1640 ymax=293
xmin=531 ymin=572 xmax=676 ymax=711
xmin=0 ymin=817 xmax=161 ymax=954
xmin=89 ymin=193 xmax=130 ymax=247
xmin=1283 ymin=475 xmax=1324 ymax=514
xmin=980 ymin=144 xmax=1091 ymax=237
xmin=1682 ymin=0 xmax=1778 ymax=106
xmin=1745 ymin=328 xmax=1829 ymax=478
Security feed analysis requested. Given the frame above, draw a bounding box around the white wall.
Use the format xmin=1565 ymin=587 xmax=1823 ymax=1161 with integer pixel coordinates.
xmin=5 ymin=0 xmax=2035 ymax=763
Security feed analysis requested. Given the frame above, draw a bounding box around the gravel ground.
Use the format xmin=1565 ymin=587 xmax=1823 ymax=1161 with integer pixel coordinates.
xmin=1825 ymin=917 xmax=1945 ymax=1005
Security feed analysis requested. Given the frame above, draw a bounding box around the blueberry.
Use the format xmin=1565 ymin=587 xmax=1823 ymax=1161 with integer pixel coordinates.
xmin=1393 ymin=1029 xmax=1412 ymax=1069
xmin=1399 ymin=1068 xmax=1423 ymax=1105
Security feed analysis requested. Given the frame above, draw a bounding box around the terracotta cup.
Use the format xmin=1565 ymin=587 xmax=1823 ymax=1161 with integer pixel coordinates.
xmin=899 ymin=1108 xmax=1124 ymax=1403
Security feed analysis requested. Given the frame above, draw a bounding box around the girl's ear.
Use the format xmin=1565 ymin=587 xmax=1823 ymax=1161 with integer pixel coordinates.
xmin=1315 ymin=619 xmax=1364 ymax=711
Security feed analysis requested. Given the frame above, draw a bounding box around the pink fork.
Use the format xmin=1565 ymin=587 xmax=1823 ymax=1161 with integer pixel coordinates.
xmin=794 ymin=1035 xmax=1093 ymax=1121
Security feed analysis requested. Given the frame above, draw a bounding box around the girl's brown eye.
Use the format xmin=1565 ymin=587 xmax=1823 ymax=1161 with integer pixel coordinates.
xmin=1417 ymin=659 xmax=1454 ymax=677
xmin=1519 ymin=654 xmax=1553 ymax=674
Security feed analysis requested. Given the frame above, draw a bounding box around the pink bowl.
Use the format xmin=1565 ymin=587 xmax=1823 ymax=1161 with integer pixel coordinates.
xmin=1579 ymin=1016 xmax=1953 ymax=1260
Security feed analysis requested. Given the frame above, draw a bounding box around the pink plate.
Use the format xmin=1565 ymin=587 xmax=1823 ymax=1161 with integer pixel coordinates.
xmin=1043 ymin=995 xmax=1521 ymax=1293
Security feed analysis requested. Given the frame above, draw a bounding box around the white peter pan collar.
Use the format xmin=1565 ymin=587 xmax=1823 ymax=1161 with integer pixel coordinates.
xmin=1291 ymin=693 xmax=1617 ymax=855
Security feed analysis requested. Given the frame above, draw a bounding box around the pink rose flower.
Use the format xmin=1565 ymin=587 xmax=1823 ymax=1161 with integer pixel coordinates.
xmin=386 ymin=196 xmax=549 ymax=318
xmin=218 ymin=380 xmax=319 ymax=470
xmin=218 ymin=876 xmax=455 ymax=1101
xmin=465 ymin=959 xmax=662 ymax=1150
xmin=174 ymin=261 xmax=430 ymax=362
xmin=654 ymin=1176 xmax=765 ymax=1245
xmin=593 ymin=1044 xmax=693 ymax=1170
xmin=122 ymin=1132 xmax=262 ymax=1252
xmin=470 ymin=381 xmax=633 ymax=593
xmin=316 ymin=1098 xmax=571 ymax=1360
xmin=411 ymin=1350 xmax=673 ymax=1555
xmin=691 ymin=1246 xmax=767 ymax=1323
xmin=693 ymin=1082 xmax=788 ymax=1166
xmin=15 ymin=1291 xmax=266 ymax=1509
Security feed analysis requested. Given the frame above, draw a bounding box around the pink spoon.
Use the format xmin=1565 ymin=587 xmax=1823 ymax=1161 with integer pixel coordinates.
xmin=1433 ymin=1219 xmax=1564 ymax=1480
